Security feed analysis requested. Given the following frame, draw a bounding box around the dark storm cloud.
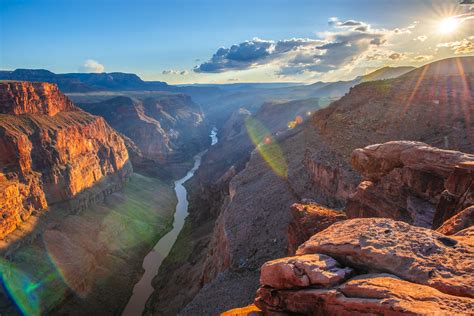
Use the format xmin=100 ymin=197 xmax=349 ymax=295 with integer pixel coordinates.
xmin=194 ymin=39 xmax=273 ymax=73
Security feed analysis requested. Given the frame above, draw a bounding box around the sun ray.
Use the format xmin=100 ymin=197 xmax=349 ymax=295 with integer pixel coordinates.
xmin=400 ymin=63 xmax=430 ymax=118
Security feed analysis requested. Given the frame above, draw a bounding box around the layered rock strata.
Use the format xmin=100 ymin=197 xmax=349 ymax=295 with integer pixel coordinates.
xmin=347 ymin=141 xmax=474 ymax=227
xmin=255 ymin=218 xmax=474 ymax=315
xmin=0 ymin=81 xmax=131 ymax=239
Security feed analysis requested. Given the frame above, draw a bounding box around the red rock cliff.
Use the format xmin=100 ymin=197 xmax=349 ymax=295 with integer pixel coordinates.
xmin=347 ymin=141 xmax=474 ymax=228
xmin=0 ymin=81 xmax=77 ymax=116
xmin=0 ymin=81 xmax=131 ymax=238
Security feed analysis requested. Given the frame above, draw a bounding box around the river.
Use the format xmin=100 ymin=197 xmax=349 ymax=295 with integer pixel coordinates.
xmin=122 ymin=128 xmax=218 ymax=315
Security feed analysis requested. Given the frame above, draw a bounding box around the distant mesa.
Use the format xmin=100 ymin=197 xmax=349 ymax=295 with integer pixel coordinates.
xmin=0 ymin=69 xmax=170 ymax=93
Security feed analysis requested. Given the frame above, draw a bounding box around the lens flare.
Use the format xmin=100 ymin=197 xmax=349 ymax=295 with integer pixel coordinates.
xmin=98 ymin=173 xmax=175 ymax=253
xmin=0 ymin=259 xmax=41 ymax=316
xmin=245 ymin=117 xmax=288 ymax=178
xmin=44 ymin=230 xmax=96 ymax=297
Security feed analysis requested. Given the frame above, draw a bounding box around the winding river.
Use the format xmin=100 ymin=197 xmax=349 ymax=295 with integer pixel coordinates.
xmin=122 ymin=128 xmax=218 ymax=316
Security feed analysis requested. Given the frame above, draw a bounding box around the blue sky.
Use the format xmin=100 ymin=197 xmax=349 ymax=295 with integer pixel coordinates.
xmin=1 ymin=0 xmax=473 ymax=83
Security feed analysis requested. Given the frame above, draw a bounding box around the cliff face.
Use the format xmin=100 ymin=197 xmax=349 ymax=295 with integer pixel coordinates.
xmin=80 ymin=94 xmax=207 ymax=177
xmin=0 ymin=81 xmax=131 ymax=239
xmin=0 ymin=81 xmax=77 ymax=116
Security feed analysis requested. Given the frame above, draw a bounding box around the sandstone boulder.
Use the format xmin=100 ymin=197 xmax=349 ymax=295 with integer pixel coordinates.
xmin=255 ymin=273 xmax=474 ymax=315
xmin=297 ymin=218 xmax=474 ymax=298
xmin=260 ymin=254 xmax=353 ymax=289
xmin=452 ymin=226 xmax=474 ymax=245
xmin=347 ymin=141 xmax=474 ymax=228
xmin=351 ymin=141 xmax=474 ymax=180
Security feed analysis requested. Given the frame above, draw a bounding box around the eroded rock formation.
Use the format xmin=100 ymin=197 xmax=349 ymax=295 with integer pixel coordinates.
xmin=255 ymin=218 xmax=474 ymax=315
xmin=0 ymin=81 xmax=76 ymax=116
xmin=0 ymin=81 xmax=131 ymax=239
xmin=346 ymin=141 xmax=474 ymax=227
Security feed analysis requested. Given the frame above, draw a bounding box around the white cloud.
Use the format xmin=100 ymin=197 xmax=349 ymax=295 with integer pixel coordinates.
xmin=80 ymin=59 xmax=104 ymax=73
xmin=437 ymin=37 xmax=474 ymax=55
xmin=162 ymin=69 xmax=189 ymax=75
xmin=413 ymin=55 xmax=434 ymax=62
xmin=414 ymin=35 xmax=428 ymax=42
xmin=448 ymin=7 xmax=474 ymax=25
xmin=195 ymin=18 xmax=397 ymax=76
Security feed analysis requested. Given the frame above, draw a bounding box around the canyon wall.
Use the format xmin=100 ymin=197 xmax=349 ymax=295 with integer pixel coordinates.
xmin=80 ymin=93 xmax=208 ymax=178
xmin=0 ymin=81 xmax=132 ymax=239
xmin=0 ymin=81 xmax=77 ymax=115
xmin=171 ymin=58 xmax=474 ymax=314
xmin=144 ymin=98 xmax=326 ymax=315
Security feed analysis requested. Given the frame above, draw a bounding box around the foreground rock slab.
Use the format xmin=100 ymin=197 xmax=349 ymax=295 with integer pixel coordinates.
xmin=255 ymin=273 xmax=474 ymax=315
xmin=297 ymin=218 xmax=474 ymax=298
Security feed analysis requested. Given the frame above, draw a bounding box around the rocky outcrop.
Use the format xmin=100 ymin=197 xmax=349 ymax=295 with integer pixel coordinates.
xmin=346 ymin=141 xmax=474 ymax=227
xmin=287 ymin=203 xmax=346 ymax=255
xmin=437 ymin=205 xmax=474 ymax=235
xmin=297 ymin=218 xmax=473 ymax=298
xmin=260 ymin=254 xmax=353 ymax=289
xmin=0 ymin=81 xmax=131 ymax=239
xmin=254 ymin=218 xmax=474 ymax=315
xmin=256 ymin=274 xmax=474 ymax=315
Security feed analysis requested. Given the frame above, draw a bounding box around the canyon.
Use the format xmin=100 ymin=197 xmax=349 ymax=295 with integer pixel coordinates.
xmin=144 ymin=56 xmax=474 ymax=315
xmin=0 ymin=81 xmax=207 ymax=315
xmin=78 ymin=93 xmax=208 ymax=179
xmin=0 ymin=55 xmax=472 ymax=316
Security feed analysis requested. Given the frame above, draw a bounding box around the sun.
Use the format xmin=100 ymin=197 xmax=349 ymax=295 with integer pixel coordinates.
xmin=438 ymin=17 xmax=459 ymax=34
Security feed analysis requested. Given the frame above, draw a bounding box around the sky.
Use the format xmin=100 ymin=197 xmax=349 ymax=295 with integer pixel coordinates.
xmin=0 ymin=0 xmax=473 ymax=84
